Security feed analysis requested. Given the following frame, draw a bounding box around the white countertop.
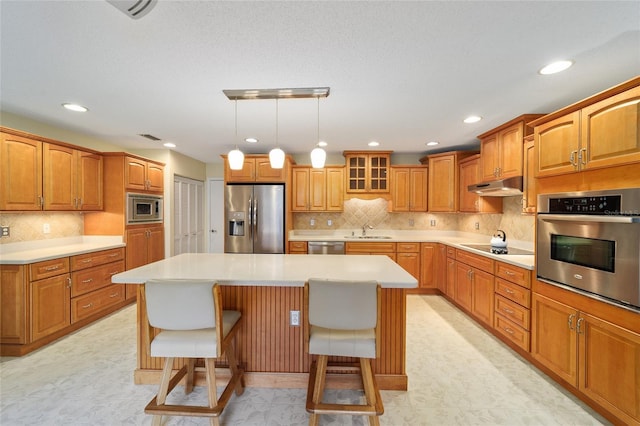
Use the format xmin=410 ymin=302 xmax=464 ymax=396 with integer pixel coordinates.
xmin=0 ymin=236 xmax=126 ymax=264
xmin=290 ymin=230 xmax=535 ymax=270
xmin=111 ymin=253 xmax=418 ymax=289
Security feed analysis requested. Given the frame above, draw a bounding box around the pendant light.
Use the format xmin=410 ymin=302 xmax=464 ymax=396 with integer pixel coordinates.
xmin=310 ymin=96 xmax=326 ymax=168
xmin=227 ymin=99 xmax=245 ymax=170
xmin=269 ymin=99 xmax=285 ymax=169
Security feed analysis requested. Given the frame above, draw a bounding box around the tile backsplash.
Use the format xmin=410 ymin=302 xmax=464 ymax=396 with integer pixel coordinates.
xmin=293 ymin=196 xmax=534 ymax=242
xmin=0 ymin=212 xmax=83 ymax=244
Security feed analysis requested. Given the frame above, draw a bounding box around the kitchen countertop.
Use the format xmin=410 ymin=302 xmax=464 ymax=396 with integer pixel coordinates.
xmin=111 ymin=253 xmax=418 ymax=289
xmin=289 ymin=230 xmax=535 ymax=270
xmin=0 ymin=236 xmax=126 ymax=264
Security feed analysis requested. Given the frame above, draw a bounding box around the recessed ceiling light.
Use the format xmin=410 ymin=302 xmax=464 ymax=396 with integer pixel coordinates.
xmin=245 ymin=137 xmax=258 ymax=143
xmin=318 ymin=141 xmax=328 ymax=147
xmin=62 ymin=103 xmax=88 ymax=112
xmin=426 ymin=141 xmax=439 ymax=146
xmin=163 ymin=142 xmax=176 ymax=148
xmin=539 ymin=60 xmax=573 ymax=75
xmin=463 ymin=116 xmax=482 ymax=124
xmin=368 ymin=141 xmax=380 ymax=147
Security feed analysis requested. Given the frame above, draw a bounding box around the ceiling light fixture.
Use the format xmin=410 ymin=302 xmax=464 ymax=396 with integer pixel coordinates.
xmin=310 ymin=97 xmax=326 ymax=169
xmin=163 ymin=142 xmax=176 ymax=148
xmin=426 ymin=141 xmax=439 ymax=146
xmin=227 ymin=99 xmax=245 ymax=170
xmin=269 ymin=99 xmax=285 ymax=169
xmin=223 ymin=87 xmax=330 ymax=100
xmin=463 ymin=115 xmax=482 ymax=124
xmin=539 ymin=60 xmax=573 ymax=75
xmin=62 ymin=103 xmax=88 ymax=112
xmin=245 ymin=137 xmax=258 ymax=143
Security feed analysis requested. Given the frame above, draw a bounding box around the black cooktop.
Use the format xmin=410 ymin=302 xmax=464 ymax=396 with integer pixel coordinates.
xmin=460 ymin=244 xmax=534 ymax=256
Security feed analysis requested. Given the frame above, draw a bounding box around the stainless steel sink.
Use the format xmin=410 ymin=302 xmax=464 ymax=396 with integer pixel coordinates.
xmin=344 ymin=235 xmax=392 ymax=239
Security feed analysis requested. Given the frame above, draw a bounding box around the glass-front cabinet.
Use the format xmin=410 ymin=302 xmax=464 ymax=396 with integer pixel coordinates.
xmin=344 ymin=151 xmax=392 ymax=194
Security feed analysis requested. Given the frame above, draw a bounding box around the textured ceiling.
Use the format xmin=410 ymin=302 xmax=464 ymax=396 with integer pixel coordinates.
xmin=1 ymin=1 xmax=639 ymax=164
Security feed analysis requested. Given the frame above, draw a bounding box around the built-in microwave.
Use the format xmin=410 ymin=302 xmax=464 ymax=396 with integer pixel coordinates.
xmin=536 ymin=188 xmax=640 ymax=310
xmin=126 ymin=193 xmax=163 ymax=224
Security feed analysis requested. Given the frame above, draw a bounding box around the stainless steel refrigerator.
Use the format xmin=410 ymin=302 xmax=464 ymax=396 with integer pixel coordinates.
xmin=224 ymin=184 xmax=285 ymax=254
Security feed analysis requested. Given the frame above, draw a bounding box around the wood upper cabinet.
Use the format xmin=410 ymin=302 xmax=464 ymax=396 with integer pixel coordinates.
xmin=423 ymin=151 xmax=476 ymax=212
xmin=344 ymin=151 xmax=391 ymax=194
xmin=125 ymin=156 xmax=163 ymax=193
xmin=522 ymin=136 xmax=536 ymax=214
xmin=291 ymin=166 xmax=344 ymax=212
xmin=0 ymin=131 xmax=43 ymax=210
xmin=223 ymin=155 xmax=289 ymax=183
xmin=391 ymin=166 xmax=428 ymax=212
xmin=43 ymin=144 xmax=103 ymax=210
xmin=478 ymin=115 xmax=543 ymax=181
xmin=458 ymin=155 xmax=502 ymax=213
xmin=534 ymin=81 xmax=640 ymax=177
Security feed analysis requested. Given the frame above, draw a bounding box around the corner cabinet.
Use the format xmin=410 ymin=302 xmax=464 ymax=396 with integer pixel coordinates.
xmin=533 ymin=79 xmax=640 ymax=178
xmin=422 ymin=151 xmax=476 ymax=212
xmin=1 ymin=128 xmax=103 ymax=211
xmin=532 ymin=289 xmax=640 ymax=425
xmin=390 ymin=166 xmax=428 ymax=212
xmin=344 ymin=151 xmax=392 ymax=196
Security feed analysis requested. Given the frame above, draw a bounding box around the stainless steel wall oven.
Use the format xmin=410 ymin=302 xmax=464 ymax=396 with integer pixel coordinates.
xmin=537 ymin=188 xmax=640 ymax=310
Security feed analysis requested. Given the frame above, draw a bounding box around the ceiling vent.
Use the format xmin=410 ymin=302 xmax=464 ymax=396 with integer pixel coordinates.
xmin=106 ymin=0 xmax=157 ymax=19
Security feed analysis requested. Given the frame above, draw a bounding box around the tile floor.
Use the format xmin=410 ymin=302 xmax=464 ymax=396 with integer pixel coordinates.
xmin=1 ymin=295 xmax=609 ymax=425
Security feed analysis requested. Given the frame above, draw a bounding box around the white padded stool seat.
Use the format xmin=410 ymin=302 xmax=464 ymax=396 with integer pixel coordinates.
xmin=305 ymin=278 xmax=383 ymax=426
xmin=150 ymin=310 xmax=241 ymax=358
xmin=142 ymin=279 xmax=244 ymax=426
xmin=308 ymin=326 xmax=376 ymax=358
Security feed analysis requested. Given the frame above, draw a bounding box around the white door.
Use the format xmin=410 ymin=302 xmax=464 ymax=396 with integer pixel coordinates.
xmin=208 ymin=178 xmax=224 ymax=253
xmin=173 ymin=176 xmax=205 ymax=255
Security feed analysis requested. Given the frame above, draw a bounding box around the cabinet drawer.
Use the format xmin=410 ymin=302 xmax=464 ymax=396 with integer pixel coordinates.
xmin=494 ymin=314 xmax=530 ymax=351
xmin=495 ymin=262 xmax=531 ymax=288
xmin=456 ymin=249 xmax=494 ymax=274
xmin=71 ymin=260 xmax=125 ymax=297
xmin=71 ymin=248 xmax=125 ymax=271
xmin=495 ymin=278 xmax=530 ymax=308
xmin=71 ymin=284 xmax=125 ymax=323
xmin=446 ymin=246 xmax=456 ymax=258
xmin=495 ymin=294 xmax=530 ymax=330
xmin=345 ymin=242 xmax=396 ymax=253
xmin=288 ymin=241 xmax=308 ymax=253
xmin=30 ymin=258 xmax=70 ymax=281
xmin=398 ymin=242 xmax=420 ymax=253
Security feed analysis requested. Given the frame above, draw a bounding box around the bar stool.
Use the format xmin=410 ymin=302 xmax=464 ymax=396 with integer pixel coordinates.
xmin=304 ymin=278 xmax=383 ymax=426
xmin=141 ymin=279 xmax=244 ymax=426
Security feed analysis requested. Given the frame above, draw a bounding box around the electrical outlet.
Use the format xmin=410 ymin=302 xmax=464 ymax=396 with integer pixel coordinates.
xmin=327 ymin=219 xmax=332 ymax=226
xmin=1 ymin=226 xmax=9 ymax=237
xmin=290 ymin=310 xmax=300 ymax=326
xmin=43 ymin=223 xmax=51 ymax=234
xmin=408 ymin=219 xmax=415 ymax=227
xmin=475 ymin=222 xmax=480 ymax=230
xmin=430 ymin=220 xmax=436 ymax=227
xmin=310 ymin=218 xmax=315 ymax=226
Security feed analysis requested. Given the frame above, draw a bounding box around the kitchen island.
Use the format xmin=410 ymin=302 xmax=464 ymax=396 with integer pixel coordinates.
xmin=112 ymin=253 xmax=418 ymax=390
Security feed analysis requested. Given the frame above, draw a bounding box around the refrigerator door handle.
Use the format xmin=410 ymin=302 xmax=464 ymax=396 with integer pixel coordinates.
xmin=248 ymin=197 xmax=253 ymax=239
xmin=253 ymin=197 xmax=258 ymax=236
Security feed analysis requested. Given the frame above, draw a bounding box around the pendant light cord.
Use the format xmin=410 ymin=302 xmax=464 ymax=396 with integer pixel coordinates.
xmin=234 ymin=99 xmax=238 ymax=148
xmin=276 ymin=99 xmax=279 ymax=146
xmin=317 ymin=96 xmax=320 ymax=144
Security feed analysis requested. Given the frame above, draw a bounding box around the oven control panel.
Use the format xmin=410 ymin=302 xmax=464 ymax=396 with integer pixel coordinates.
xmin=548 ymin=195 xmax=622 ymax=214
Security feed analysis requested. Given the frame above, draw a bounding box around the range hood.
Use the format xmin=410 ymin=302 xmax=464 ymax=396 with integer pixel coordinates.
xmin=467 ymin=176 xmax=523 ymax=197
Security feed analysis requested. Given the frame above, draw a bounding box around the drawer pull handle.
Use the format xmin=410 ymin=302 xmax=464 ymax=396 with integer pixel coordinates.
xmin=82 ymin=303 xmax=93 ymax=309
xmin=81 ymin=279 xmax=93 ymax=283
xmin=109 ymin=271 xmax=120 ymax=276
xmin=504 ymin=327 xmax=514 ymax=335
xmin=82 ymin=259 xmax=92 ymax=263
xmin=108 ymin=253 xmax=119 ymax=257
xmin=44 ymin=265 xmax=59 ymax=271
xmin=504 ymin=288 xmax=515 ymax=294
xmin=505 ymin=271 xmax=515 ymax=276
xmin=503 ymin=308 xmax=514 ymax=315
xmin=110 ymin=293 xmax=119 ymax=298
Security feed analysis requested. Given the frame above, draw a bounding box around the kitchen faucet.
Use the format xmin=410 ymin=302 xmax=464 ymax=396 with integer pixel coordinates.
xmin=362 ymin=223 xmax=373 ymax=236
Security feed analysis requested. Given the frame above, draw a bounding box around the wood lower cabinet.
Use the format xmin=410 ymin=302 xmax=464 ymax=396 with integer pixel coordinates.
xmin=345 ymin=242 xmax=396 ymax=261
xmin=0 ymin=247 xmax=129 ymax=356
xmin=288 ymin=241 xmax=308 ymax=254
xmin=532 ymin=291 xmax=640 ymax=425
xmin=454 ymin=249 xmax=495 ymax=326
xmin=493 ymin=262 xmax=532 ymax=351
xmin=445 ymin=247 xmax=456 ymax=298
xmin=417 ymin=243 xmax=436 ymax=290
xmin=125 ymin=226 xmax=164 ymax=300
xmin=397 ymin=243 xmax=421 ymax=289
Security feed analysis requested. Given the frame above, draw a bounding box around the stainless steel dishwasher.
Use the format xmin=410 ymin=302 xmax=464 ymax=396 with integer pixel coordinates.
xmin=307 ymin=241 xmax=345 ymax=255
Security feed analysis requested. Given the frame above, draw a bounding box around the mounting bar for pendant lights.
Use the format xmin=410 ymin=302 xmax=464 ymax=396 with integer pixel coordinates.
xmin=223 ymin=87 xmax=330 ymax=100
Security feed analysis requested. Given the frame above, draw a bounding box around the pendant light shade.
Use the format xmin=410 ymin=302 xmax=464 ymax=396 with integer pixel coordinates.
xmin=227 ymin=99 xmax=244 ymax=170
xmin=310 ymin=146 xmax=326 ymax=168
xmin=269 ymin=99 xmax=285 ymax=169
xmin=228 ymin=148 xmax=245 ymax=170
